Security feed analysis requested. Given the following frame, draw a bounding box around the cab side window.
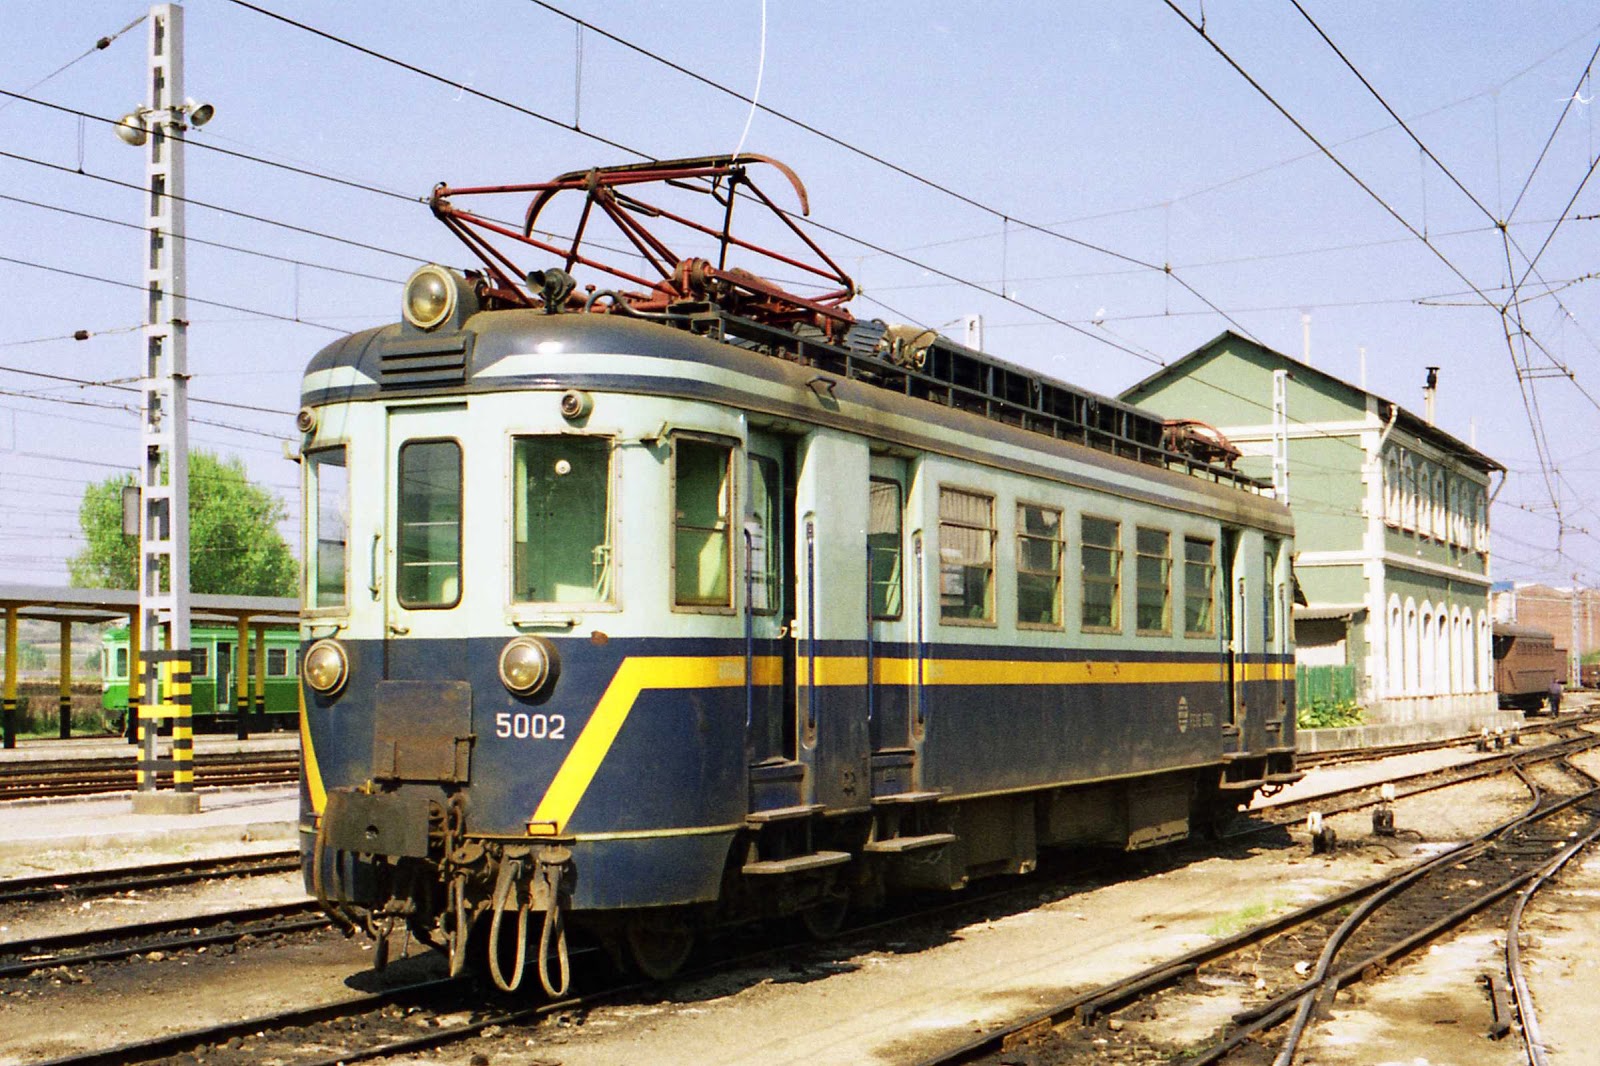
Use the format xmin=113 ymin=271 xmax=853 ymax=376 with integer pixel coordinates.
xmin=674 ymin=438 xmax=734 ymax=608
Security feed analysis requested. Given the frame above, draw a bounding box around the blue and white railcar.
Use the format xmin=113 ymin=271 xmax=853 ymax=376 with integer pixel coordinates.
xmin=297 ymin=159 xmax=1299 ymax=991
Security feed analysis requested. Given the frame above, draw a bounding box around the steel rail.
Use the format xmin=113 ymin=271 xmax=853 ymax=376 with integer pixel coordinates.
xmin=0 ymin=901 xmax=326 ymax=979
xmin=1505 ymin=757 xmax=1600 ymax=1066
xmin=0 ymin=848 xmax=300 ymax=905
xmin=26 ymin=977 xmax=464 ymax=1066
xmin=919 ymin=752 xmax=1599 ymax=1065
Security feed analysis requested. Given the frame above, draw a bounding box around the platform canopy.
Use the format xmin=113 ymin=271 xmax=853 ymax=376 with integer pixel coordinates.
xmin=0 ymin=585 xmax=298 ymax=626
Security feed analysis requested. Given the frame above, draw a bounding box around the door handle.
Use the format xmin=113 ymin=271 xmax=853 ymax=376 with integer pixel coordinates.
xmin=369 ymin=533 xmax=382 ymax=600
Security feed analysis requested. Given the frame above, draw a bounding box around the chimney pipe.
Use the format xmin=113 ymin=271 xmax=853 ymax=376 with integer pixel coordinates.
xmin=1423 ymin=366 xmax=1439 ymax=425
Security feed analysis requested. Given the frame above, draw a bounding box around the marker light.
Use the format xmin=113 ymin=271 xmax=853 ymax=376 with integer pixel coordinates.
xmin=402 ymin=265 xmax=456 ymax=331
xmin=302 ymin=639 xmax=349 ymax=695
xmin=499 ymin=636 xmax=556 ymax=697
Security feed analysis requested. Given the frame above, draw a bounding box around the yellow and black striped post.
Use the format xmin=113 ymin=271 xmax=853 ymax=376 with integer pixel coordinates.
xmin=253 ymin=622 xmax=267 ymax=726
xmin=125 ymin=607 xmax=142 ymax=745
xmin=235 ymin=616 xmax=250 ymax=740
xmin=58 ymin=620 xmax=72 ymax=739
xmin=136 ymin=648 xmax=195 ymax=796
xmin=2 ymin=605 xmax=16 ymax=750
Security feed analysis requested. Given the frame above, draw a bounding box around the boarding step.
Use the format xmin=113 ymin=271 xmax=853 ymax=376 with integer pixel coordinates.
xmin=863 ymin=832 xmax=957 ymax=854
xmin=1218 ymin=777 xmax=1265 ymax=794
xmin=745 ymin=803 xmax=823 ymax=825
xmin=1265 ymin=771 xmax=1306 ymax=786
xmin=742 ymin=850 xmax=852 ymax=876
xmin=872 ymin=789 xmax=944 ymax=806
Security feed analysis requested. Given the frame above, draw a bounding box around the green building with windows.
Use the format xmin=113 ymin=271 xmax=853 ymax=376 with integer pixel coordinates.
xmin=1122 ymin=332 xmax=1515 ymax=743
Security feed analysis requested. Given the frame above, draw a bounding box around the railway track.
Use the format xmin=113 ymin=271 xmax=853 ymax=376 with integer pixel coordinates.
xmin=920 ymin=753 xmax=1600 ymax=1065
xmin=11 ymin=727 xmax=1600 ymax=1064
xmin=0 ymin=901 xmax=329 ymax=981
xmin=0 ymin=750 xmax=298 ymax=800
xmin=0 ymin=849 xmax=300 ymax=907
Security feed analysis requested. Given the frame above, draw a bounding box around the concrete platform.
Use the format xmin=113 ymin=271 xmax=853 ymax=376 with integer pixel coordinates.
xmin=0 ymin=785 xmax=299 ymax=878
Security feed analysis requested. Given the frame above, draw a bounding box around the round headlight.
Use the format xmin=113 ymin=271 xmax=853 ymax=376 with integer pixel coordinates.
xmin=303 ymin=639 xmax=349 ymax=695
xmin=499 ymin=636 xmax=556 ymax=696
xmin=403 ymin=265 xmax=456 ymax=331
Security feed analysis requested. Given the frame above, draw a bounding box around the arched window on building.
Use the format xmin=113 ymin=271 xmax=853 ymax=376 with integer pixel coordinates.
xmin=1478 ymin=609 xmax=1493 ymax=690
xmin=1387 ymin=596 xmax=1404 ymax=697
xmin=1420 ymin=465 xmax=1434 ymax=537
xmin=1446 ymin=605 xmax=1459 ymax=688
xmin=1427 ymin=601 xmax=1440 ymax=694
xmin=1433 ymin=470 xmax=1447 ymax=539
xmin=1451 ymin=609 xmax=1466 ymax=693
xmin=1474 ymin=490 xmax=1487 ymax=552
xmin=1405 ymin=599 xmax=1420 ymax=694
xmin=1464 ymin=613 xmax=1477 ymax=690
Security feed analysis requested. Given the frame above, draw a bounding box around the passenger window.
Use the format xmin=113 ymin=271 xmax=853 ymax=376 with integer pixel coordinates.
xmin=1135 ymin=527 xmax=1172 ymax=634
xmin=674 ymin=438 xmax=733 ymax=607
xmin=307 ymin=447 xmax=349 ymax=609
xmin=1081 ymin=516 xmax=1122 ymax=631
xmin=512 ymin=436 xmax=612 ymax=604
xmin=1016 ymin=503 xmax=1062 ymax=628
xmin=267 ymin=648 xmax=289 ymax=676
xmin=397 ymin=439 xmax=463 ymax=608
xmin=939 ymin=486 xmax=995 ymax=623
xmin=115 ymin=647 xmax=129 ymax=680
xmin=1184 ymin=537 xmax=1217 ymax=637
xmin=191 ymin=646 xmax=210 ymax=678
xmin=747 ymin=455 xmax=780 ymax=613
xmin=1263 ymin=540 xmax=1280 ymax=645
xmin=869 ymin=478 xmax=903 ymax=620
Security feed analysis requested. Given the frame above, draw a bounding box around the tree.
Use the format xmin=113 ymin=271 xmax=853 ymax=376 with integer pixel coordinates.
xmin=68 ymin=450 xmax=298 ymax=597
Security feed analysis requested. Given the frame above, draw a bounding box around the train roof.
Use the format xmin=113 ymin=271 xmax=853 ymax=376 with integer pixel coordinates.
xmin=305 ymin=303 xmax=1277 ymax=497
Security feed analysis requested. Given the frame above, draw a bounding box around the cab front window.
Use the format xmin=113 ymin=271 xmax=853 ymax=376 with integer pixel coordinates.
xmin=513 ymin=435 xmax=613 ymax=603
xmin=397 ymin=439 xmax=462 ymax=608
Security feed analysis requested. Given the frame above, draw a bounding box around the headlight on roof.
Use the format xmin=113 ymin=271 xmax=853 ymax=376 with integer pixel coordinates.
xmin=499 ymin=636 xmax=557 ymax=697
xmin=402 ymin=264 xmax=457 ymax=331
xmin=302 ymin=639 xmax=349 ymax=695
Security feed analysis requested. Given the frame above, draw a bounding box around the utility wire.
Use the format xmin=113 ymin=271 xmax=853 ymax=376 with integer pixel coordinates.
xmin=0 ymin=252 xmax=347 ymax=334
xmin=220 ymin=0 xmax=1258 ymax=359
xmin=0 ymin=148 xmax=428 ymax=265
xmin=1508 ymin=36 xmax=1600 ymax=223
xmin=514 ymin=0 xmax=1261 ymax=345
xmin=0 ymin=364 xmax=295 ymax=417
xmin=0 ymin=12 xmax=145 ymax=116
xmin=0 ymin=192 xmax=402 ymax=286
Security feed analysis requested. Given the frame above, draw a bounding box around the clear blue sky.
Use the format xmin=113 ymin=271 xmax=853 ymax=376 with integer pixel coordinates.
xmin=2 ymin=1 xmax=1598 ymax=590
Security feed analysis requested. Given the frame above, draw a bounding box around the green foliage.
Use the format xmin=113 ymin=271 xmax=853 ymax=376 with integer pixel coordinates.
xmin=1297 ymin=697 xmax=1364 ymax=730
xmin=67 ymin=450 xmax=298 ymax=597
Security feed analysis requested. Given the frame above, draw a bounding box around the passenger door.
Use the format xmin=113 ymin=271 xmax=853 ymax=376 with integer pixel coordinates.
xmin=746 ymin=431 xmax=797 ymax=766
xmin=375 ymin=405 xmax=473 ymax=784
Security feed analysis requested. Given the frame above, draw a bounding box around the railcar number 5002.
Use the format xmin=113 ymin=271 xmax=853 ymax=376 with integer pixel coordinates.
xmin=494 ymin=712 xmax=567 ymax=740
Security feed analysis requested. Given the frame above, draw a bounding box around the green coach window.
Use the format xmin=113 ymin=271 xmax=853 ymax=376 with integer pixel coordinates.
xmin=1081 ymin=516 xmax=1122 ymax=631
xmin=1135 ymin=527 xmax=1172 ymax=634
xmin=869 ymin=477 xmax=904 ymax=620
xmin=1016 ymin=503 xmax=1063 ymax=628
xmin=1184 ymin=536 xmax=1217 ymax=637
xmin=939 ymin=486 xmax=995 ymax=623
xmin=674 ymin=437 xmax=734 ymax=608
xmin=513 ymin=436 xmax=612 ymax=604
xmin=397 ymin=439 xmax=463 ymax=608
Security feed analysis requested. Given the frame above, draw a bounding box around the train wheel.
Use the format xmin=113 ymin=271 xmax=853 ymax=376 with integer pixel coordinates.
xmin=625 ymin=915 xmax=694 ymax=980
xmin=798 ymin=895 xmax=849 ymax=940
